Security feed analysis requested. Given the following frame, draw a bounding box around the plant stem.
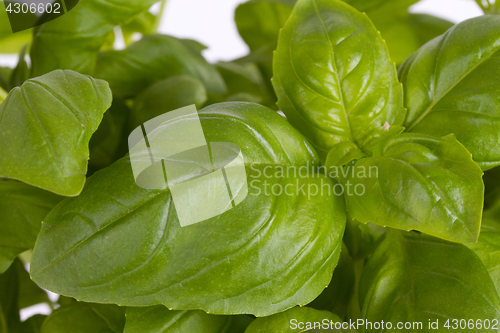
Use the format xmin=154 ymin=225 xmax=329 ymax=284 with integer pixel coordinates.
xmin=153 ymin=0 xmax=169 ymax=33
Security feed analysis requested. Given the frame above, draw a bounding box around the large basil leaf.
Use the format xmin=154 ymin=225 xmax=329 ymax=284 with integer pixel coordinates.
xmin=344 ymin=133 xmax=484 ymax=243
xmin=93 ymin=35 xmax=226 ymax=99
xmin=307 ymin=244 xmax=354 ymax=320
xmin=359 ymin=231 xmax=500 ymax=331
xmin=30 ymin=0 xmax=157 ymax=76
xmin=0 ymin=70 xmax=112 ymax=196
xmin=129 ymin=75 xmax=207 ymax=132
xmin=124 ymin=306 xmax=253 ymax=333
xmin=273 ymin=0 xmax=405 ymax=160
xmin=467 ymin=204 xmax=500 ymax=295
xmin=399 ymin=16 xmax=500 ymax=171
xmin=30 ymin=102 xmax=346 ymax=317
xmin=40 ymin=303 xmax=125 ymax=333
xmin=243 ymin=306 xmax=341 ymax=333
xmin=0 ymin=180 xmax=61 ymax=273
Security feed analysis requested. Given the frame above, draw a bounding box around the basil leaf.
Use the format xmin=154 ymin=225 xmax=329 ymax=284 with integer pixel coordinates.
xmin=399 ymin=16 xmax=500 ymax=171
xmin=467 ymin=204 xmax=500 ymax=295
xmin=407 ymin=14 xmax=454 ymax=45
xmin=14 ymin=260 xmax=50 ymax=310
xmin=30 ymin=0 xmax=158 ymax=76
xmin=30 ymin=102 xmax=346 ymax=317
xmin=9 ymin=45 xmax=29 ymax=89
xmin=0 ymin=180 xmax=62 ymax=273
xmin=88 ymin=99 xmax=130 ymax=173
xmin=484 ymin=166 xmax=500 ymax=210
xmin=129 ymin=75 xmax=207 ymax=132
xmin=359 ymin=231 xmax=500 ymax=328
xmin=273 ymin=0 xmax=405 ymax=160
xmin=344 ymin=133 xmax=484 ymax=243
xmin=0 ymin=70 xmax=112 ymax=196
xmin=216 ymin=61 xmax=275 ymax=109
xmin=40 ymin=303 xmax=125 ymax=333
xmin=307 ymin=244 xmax=355 ymax=319
xmin=243 ymin=306 xmax=341 ymax=333
xmin=93 ymin=35 xmax=226 ymax=99
xmin=121 ymin=11 xmax=156 ymax=46
xmin=125 ymin=306 xmax=252 ymax=333
xmin=0 ymin=263 xmax=20 ymax=332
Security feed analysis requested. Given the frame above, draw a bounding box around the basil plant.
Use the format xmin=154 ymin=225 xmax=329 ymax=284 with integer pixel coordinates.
xmin=1 ymin=0 xmax=500 ymax=332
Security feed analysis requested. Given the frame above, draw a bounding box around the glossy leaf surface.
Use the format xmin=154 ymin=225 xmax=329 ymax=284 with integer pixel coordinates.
xmin=31 ymin=102 xmax=346 ymax=317
xmin=399 ymin=16 xmax=500 ymax=171
xmin=344 ymin=133 xmax=484 ymax=243
xmin=93 ymin=35 xmax=226 ymax=99
xmin=0 ymin=70 xmax=112 ymax=196
xmin=273 ymin=0 xmax=405 ymax=159
xmin=359 ymin=231 xmax=500 ymax=331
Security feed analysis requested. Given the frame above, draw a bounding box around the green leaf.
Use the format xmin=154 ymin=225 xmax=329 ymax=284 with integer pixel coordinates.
xmin=307 ymin=244 xmax=355 ymax=319
xmin=0 ymin=68 xmax=11 ymax=92
xmin=243 ymin=306 xmax=341 ymax=332
xmin=467 ymin=204 xmax=500 ymax=296
xmin=0 ymin=87 xmax=6 ymax=104
xmin=121 ymin=11 xmax=156 ymax=46
xmin=129 ymin=75 xmax=207 ymax=132
xmin=93 ymin=35 xmax=226 ymax=99
xmin=325 ymin=141 xmax=366 ymax=169
xmin=0 ymin=263 xmax=20 ymax=332
xmin=475 ymin=0 xmax=500 ymax=14
xmin=0 ymin=70 xmax=112 ymax=196
xmin=359 ymin=231 xmax=500 ymax=329
xmin=88 ymin=99 xmax=130 ymax=173
xmin=125 ymin=306 xmax=252 ymax=333
xmin=216 ymin=61 xmax=275 ymax=109
xmin=0 ymin=5 xmax=32 ymax=55
xmin=399 ymin=16 xmax=500 ymax=171
xmin=484 ymin=166 xmax=500 ymax=210
xmin=30 ymin=102 xmax=346 ymax=317
xmin=30 ymin=0 xmax=158 ymax=76
xmin=407 ymin=13 xmax=454 ymax=45
xmin=344 ymin=133 xmax=484 ymax=243
xmin=40 ymin=303 xmax=125 ymax=333
xmin=0 ymin=180 xmax=62 ymax=273
xmin=9 ymin=45 xmax=29 ymax=89
xmin=273 ymin=0 xmax=405 ymax=160
xmin=14 ymin=260 xmax=50 ymax=310
xmin=16 ymin=315 xmax=46 ymax=333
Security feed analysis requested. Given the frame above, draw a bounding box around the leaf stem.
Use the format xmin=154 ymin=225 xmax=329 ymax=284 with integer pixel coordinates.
xmin=153 ymin=0 xmax=169 ymax=32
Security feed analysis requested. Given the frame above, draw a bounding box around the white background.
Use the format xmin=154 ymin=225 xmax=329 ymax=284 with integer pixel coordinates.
xmin=3 ymin=0 xmax=485 ymax=320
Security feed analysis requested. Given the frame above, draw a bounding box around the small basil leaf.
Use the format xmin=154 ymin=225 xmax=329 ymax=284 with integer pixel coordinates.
xmin=326 ymin=141 xmax=366 ymax=169
xmin=307 ymin=244 xmax=355 ymax=320
xmin=9 ymin=45 xmax=30 ymax=89
xmin=0 ymin=70 xmax=112 ymax=196
xmin=30 ymin=102 xmax=346 ymax=317
xmin=0 ymin=68 xmax=11 ymax=93
xmin=125 ymin=306 xmax=252 ymax=333
xmin=344 ymin=133 xmax=484 ymax=243
xmin=93 ymin=35 xmax=226 ymax=99
xmin=359 ymin=231 xmax=500 ymax=328
xmin=399 ymin=16 xmax=500 ymax=171
xmin=243 ymin=307 xmax=341 ymax=333
xmin=129 ymin=75 xmax=207 ymax=132
xmin=40 ymin=303 xmax=125 ymax=333
xmin=0 ymin=180 xmax=62 ymax=273
xmin=30 ymin=0 xmax=158 ymax=76
xmin=273 ymin=0 xmax=405 ymax=160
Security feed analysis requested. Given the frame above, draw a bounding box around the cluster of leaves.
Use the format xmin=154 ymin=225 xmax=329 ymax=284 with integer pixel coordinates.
xmin=1 ymin=0 xmax=500 ymax=332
